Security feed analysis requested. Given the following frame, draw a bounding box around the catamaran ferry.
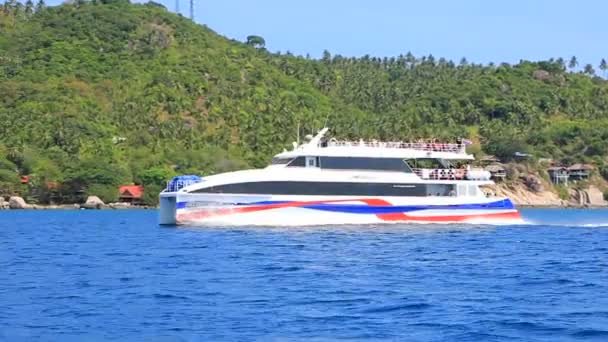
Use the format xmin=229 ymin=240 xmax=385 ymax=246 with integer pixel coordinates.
xmin=159 ymin=128 xmax=522 ymax=225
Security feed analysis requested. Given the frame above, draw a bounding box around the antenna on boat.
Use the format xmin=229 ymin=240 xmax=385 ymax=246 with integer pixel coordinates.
xmin=306 ymin=127 xmax=329 ymax=149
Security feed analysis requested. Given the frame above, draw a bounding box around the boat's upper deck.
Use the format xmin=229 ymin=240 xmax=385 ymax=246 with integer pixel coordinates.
xmin=278 ymin=128 xmax=474 ymax=160
xmin=326 ymin=139 xmax=467 ymax=154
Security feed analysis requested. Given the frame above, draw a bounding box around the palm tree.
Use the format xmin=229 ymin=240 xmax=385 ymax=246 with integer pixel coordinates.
xmin=13 ymin=1 xmax=24 ymax=18
xmin=35 ymin=0 xmax=46 ymax=13
xmin=405 ymin=52 xmax=415 ymax=65
xmin=556 ymin=57 xmax=565 ymax=70
xmin=25 ymin=0 xmax=34 ymax=17
xmin=600 ymin=59 xmax=607 ymax=78
xmin=568 ymin=56 xmax=578 ymax=70
xmin=321 ymin=50 xmax=331 ymax=64
xmin=583 ymin=63 xmax=595 ymax=76
xmin=3 ymin=0 xmax=18 ymax=15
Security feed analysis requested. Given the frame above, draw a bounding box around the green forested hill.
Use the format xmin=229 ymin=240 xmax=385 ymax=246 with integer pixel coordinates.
xmin=271 ymin=52 xmax=608 ymax=164
xmin=1 ymin=0 xmax=608 ymax=203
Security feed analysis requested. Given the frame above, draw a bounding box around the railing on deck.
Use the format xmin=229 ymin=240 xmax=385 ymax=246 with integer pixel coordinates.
xmin=327 ymin=140 xmax=466 ymax=154
xmin=413 ymin=168 xmax=467 ymax=180
xmin=164 ymin=175 xmax=202 ymax=192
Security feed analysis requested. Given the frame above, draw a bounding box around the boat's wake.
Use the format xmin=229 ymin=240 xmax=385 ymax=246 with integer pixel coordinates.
xmin=176 ymin=215 xmax=608 ymax=229
xmin=579 ymin=222 xmax=608 ymax=227
xmin=178 ymin=215 xmax=526 ymax=228
xmin=518 ymin=209 xmax=608 ymax=228
xmin=520 ymin=221 xmax=608 ymax=228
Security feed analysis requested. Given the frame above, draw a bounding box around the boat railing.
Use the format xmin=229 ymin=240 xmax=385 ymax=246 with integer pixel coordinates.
xmin=413 ymin=168 xmax=467 ymax=180
xmin=164 ymin=175 xmax=203 ymax=192
xmin=165 ymin=179 xmax=187 ymax=192
xmin=327 ymin=140 xmax=466 ymax=154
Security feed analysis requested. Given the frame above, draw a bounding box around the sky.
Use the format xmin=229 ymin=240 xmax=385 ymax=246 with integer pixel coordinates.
xmin=42 ymin=0 xmax=608 ymax=66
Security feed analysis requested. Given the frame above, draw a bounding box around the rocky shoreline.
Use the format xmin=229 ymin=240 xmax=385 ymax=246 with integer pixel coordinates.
xmin=0 ymin=196 xmax=154 ymax=210
xmin=2 ymin=184 xmax=606 ymax=210
xmin=487 ymin=180 xmax=607 ymax=208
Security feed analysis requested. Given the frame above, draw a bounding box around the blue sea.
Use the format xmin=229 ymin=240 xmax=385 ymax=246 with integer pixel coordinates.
xmin=1 ymin=209 xmax=608 ymax=341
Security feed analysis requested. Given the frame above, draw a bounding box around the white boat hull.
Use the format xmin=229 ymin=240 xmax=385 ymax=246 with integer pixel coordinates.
xmin=159 ymin=193 xmax=522 ymax=226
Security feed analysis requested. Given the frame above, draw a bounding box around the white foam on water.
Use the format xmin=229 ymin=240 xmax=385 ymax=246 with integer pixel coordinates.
xmin=463 ymin=217 xmax=527 ymax=226
xmin=574 ymin=222 xmax=608 ymax=228
xmin=180 ymin=209 xmax=527 ymax=228
xmin=514 ymin=219 xmax=608 ymax=228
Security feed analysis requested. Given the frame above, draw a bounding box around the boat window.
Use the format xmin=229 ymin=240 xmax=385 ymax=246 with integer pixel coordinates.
xmin=319 ymin=157 xmax=412 ymax=172
xmin=192 ymin=181 xmax=427 ymax=196
xmin=426 ymin=184 xmax=456 ymax=197
xmin=271 ymin=157 xmax=293 ymax=165
xmin=287 ymin=157 xmax=306 ymax=167
xmin=192 ymin=182 xmax=467 ymax=197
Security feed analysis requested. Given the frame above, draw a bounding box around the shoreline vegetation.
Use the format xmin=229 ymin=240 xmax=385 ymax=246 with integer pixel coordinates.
xmin=1 ymin=1 xmax=608 ymax=208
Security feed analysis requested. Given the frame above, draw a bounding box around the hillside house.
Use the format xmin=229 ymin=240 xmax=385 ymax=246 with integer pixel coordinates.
xmin=547 ymin=166 xmax=569 ymax=185
xmin=567 ymin=164 xmax=593 ymax=181
xmin=480 ymin=155 xmax=500 ymax=165
xmin=118 ymin=185 xmax=144 ymax=204
xmin=485 ymin=164 xmax=506 ymax=181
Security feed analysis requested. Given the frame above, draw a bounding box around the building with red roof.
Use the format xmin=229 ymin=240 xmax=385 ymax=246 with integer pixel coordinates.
xmin=118 ymin=185 xmax=144 ymax=204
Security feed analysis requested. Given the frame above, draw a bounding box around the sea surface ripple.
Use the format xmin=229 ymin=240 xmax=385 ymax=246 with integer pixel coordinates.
xmin=1 ymin=209 xmax=608 ymax=341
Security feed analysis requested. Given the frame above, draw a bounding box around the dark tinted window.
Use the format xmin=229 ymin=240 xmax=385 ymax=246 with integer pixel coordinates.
xmin=320 ymin=157 xmax=412 ymax=172
xmin=287 ymin=156 xmax=306 ymax=167
xmin=426 ymin=184 xmax=456 ymax=196
xmin=191 ymin=181 xmax=448 ymax=196
xmin=271 ymin=157 xmax=293 ymax=165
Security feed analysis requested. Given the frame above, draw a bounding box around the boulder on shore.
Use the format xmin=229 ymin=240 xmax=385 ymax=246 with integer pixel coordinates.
xmin=0 ymin=197 xmax=9 ymax=209
xmin=9 ymin=196 xmax=32 ymax=209
xmin=523 ymin=175 xmax=544 ymax=193
xmin=82 ymin=196 xmax=105 ymax=209
xmin=109 ymin=202 xmax=131 ymax=209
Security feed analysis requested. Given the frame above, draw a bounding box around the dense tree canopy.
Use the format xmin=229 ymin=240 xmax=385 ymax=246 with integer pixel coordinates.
xmin=0 ymin=0 xmax=607 ymax=204
xmin=246 ymin=35 xmax=265 ymax=49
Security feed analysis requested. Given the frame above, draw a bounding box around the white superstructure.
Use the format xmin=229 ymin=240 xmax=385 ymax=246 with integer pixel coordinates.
xmin=159 ymin=128 xmax=521 ymax=225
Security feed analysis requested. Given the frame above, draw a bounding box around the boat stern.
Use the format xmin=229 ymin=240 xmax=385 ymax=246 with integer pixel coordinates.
xmin=159 ymin=193 xmax=177 ymax=225
xmin=159 ymin=175 xmax=204 ymax=225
